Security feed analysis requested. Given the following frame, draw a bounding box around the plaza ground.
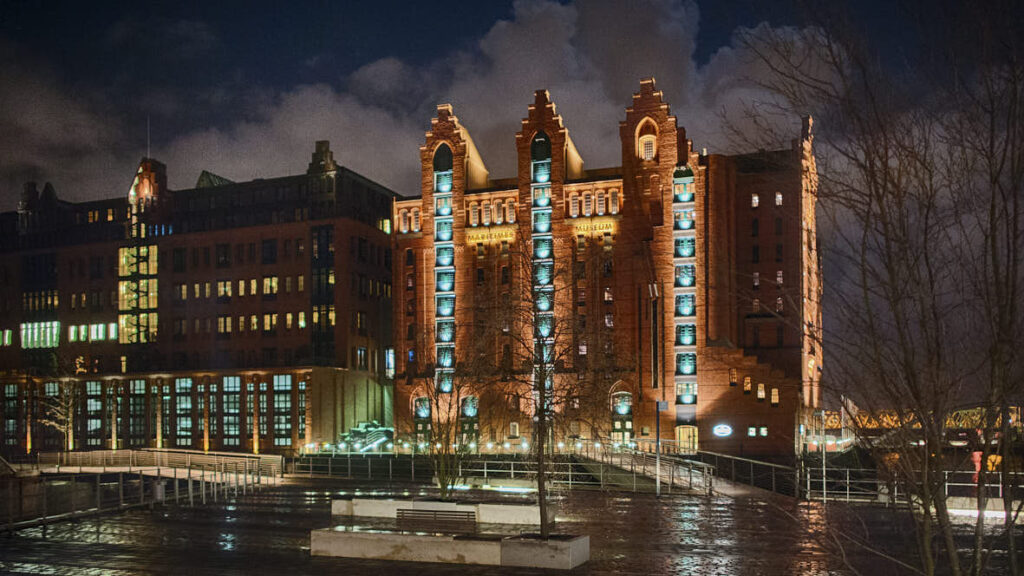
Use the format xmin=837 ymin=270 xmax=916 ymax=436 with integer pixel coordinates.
xmin=0 ymin=477 xmax=919 ymax=575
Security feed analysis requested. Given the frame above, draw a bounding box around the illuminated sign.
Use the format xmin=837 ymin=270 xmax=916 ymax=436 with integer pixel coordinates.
xmin=571 ymin=216 xmax=618 ymax=235
xmin=466 ymin=225 xmax=516 ymax=244
xmin=712 ymin=424 xmax=733 ymax=437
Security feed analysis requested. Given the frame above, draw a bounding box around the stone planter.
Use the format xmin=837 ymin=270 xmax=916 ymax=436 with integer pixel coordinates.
xmin=502 ymin=534 xmax=591 ymax=570
xmin=332 ymin=497 xmax=554 ymax=525
xmin=310 ymin=527 xmax=589 ymax=569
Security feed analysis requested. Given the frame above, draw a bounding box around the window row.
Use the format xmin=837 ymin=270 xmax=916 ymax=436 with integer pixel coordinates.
xmin=567 ymin=189 xmax=620 ymax=218
xmin=468 ymin=199 xmax=517 ymax=226
xmin=174 ymin=276 xmax=304 ymax=301
xmin=750 ymin=192 xmax=784 ymax=208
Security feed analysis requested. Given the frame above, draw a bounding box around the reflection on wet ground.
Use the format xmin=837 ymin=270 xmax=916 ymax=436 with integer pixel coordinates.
xmin=0 ymin=478 xmax=916 ymax=575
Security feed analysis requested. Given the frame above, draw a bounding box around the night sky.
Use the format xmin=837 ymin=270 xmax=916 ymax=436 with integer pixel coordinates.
xmin=0 ymin=0 xmax=903 ymax=206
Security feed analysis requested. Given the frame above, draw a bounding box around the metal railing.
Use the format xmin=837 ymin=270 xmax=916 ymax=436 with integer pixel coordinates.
xmin=693 ymin=450 xmax=798 ymax=497
xmin=29 ymin=449 xmax=282 ymax=479
xmin=1 ymin=461 xmax=268 ymax=532
xmin=288 ymin=451 xmax=715 ymax=495
xmin=802 ymin=467 xmax=1024 ymax=505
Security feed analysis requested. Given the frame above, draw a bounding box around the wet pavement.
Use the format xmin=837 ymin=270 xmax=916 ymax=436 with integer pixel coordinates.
xmin=0 ymin=477 xmax=915 ymax=575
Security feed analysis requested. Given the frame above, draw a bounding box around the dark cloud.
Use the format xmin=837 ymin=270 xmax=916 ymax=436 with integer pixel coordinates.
xmin=0 ymin=0 xmax=812 ymax=205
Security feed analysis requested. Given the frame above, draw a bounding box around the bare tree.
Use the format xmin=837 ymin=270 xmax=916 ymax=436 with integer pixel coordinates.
xmin=727 ymin=4 xmax=1024 ymax=574
xmin=38 ymin=380 xmax=80 ymax=452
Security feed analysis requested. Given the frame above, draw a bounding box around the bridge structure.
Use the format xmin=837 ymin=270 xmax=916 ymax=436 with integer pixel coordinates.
xmin=2 ymin=448 xmax=283 ymax=532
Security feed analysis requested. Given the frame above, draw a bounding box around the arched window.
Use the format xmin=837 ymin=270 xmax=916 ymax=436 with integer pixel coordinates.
xmin=637 ymin=119 xmax=658 ymax=161
xmin=531 ymin=131 xmax=551 ymax=161
xmin=482 ymin=201 xmax=491 ymax=225
xmin=569 ymin=192 xmax=579 ymax=217
xmin=469 ymin=203 xmax=479 ymax=226
xmin=433 ymin=144 xmax=453 ymax=172
xmin=411 ymin=209 xmax=421 ymax=231
xmin=494 ymin=200 xmax=503 ymax=224
xmin=506 ymin=200 xmax=516 ymax=223
xmin=583 ymin=193 xmax=592 ymax=216
xmin=399 ymin=209 xmax=408 ymax=233
xmin=597 ymin=191 xmax=606 ymax=215
xmin=532 ymin=131 xmax=552 ymax=183
xmin=609 ymin=189 xmax=619 ymax=214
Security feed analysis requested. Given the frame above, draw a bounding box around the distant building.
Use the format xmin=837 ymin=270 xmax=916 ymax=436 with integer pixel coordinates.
xmin=393 ymin=79 xmax=822 ymax=458
xmin=0 ymin=141 xmax=396 ymax=455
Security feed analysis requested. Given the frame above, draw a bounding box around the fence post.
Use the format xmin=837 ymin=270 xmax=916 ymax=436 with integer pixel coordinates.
xmin=368 ymin=458 xmax=372 ymax=480
xmin=310 ymin=457 xmax=314 ymax=478
xmin=8 ymin=479 xmax=14 ymax=531
xmin=411 ymin=456 xmax=415 ymax=482
xmin=511 ymin=461 xmax=515 ymax=480
xmin=347 ymin=455 xmax=351 ymax=478
xmin=95 ymin=474 xmax=101 ymax=511
xmin=846 ymin=469 xmax=850 ymax=502
xmin=201 ymin=468 xmax=206 ymax=505
xmin=118 ymin=473 xmax=124 ymax=508
xmin=139 ymin=471 xmax=145 ymax=505
xmin=175 ymin=469 xmax=181 ymax=503
xmin=328 ymin=457 xmax=332 ymax=477
xmin=389 ymin=458 xmax=392 ymax=481
xmin=484 ymin=461 xmax=488 ymax=480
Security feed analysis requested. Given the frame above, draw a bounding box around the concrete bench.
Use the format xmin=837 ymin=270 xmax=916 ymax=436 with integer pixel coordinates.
xmin=396 ymin=508 xmax=477 ymax=534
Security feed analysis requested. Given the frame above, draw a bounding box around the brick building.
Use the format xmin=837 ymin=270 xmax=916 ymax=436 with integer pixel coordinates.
xmin=393 ymin=79 xmax=822 ymax=458
xmin=0 ymin=141 xmax=396 ymax=455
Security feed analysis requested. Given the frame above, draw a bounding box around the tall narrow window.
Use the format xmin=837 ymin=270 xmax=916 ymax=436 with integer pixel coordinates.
xmin=752 ymin=272 xmax=760 ymax=290
xmin=775 ymin=192 xmax=783 ymax=206
xmin=494 ymin=200 xmax=503 ymax=224
xmin=609 ymin=189 xmax=619 ymax=214
xmin=597 ymin=191 xmax=606 ymax=215
xmin=506 ymin=200 xmax=516 ymax=223
xmin=583 ymin=194 xmax=592 ymax=216
xmin=411 ymin=209 xmax=421 ymax=231
xmin=569 ymin=193 xmax=579 ymax=217
xmin=751 ymin=193 xmax=760 ymax=208
xmin=482 ymin=201 xmax=491 ymax=225
xmin=470 ymin=203 xmax=479 ymax=226
xmin=752 ymin=218 xmax=759 ymax=237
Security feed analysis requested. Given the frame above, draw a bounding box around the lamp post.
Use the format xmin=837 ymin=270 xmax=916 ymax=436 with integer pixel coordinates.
xmin=656 ymin=401 xmax=667 ymax=497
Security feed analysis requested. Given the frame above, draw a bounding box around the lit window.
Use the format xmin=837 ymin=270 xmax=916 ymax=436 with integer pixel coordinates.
xmin=752 ymin=298 xmax=760 ymax=313
xmin=298 ymin=311 xmax=306 ymax=329
xmin=482 ymin=202 xmax=491 ymax=225
xmin=771 ymin=388 xmax=780 ymax=406
xmin=506 ymin=200 xmax=516 ymax=223
xmin=775 ymin=297 xmax=783 ymax=312
xmin=603 ymin=287 xmax=613 ymax=302
xmin=639 ymin=135 xmax=656 ymax=160
xmin=597 ymin=191 xmax=606 ymax=215
xmin=399 ymin=209 xmax=408 ymax=233
xmin=775 ymin=192 xmax=783 ymax=206
xmin=776 ymin=270 xmax=783 ymax=285
xmin=412 ymin=209 xmax=421 ymax=231
xmin=69 ymin=326 xmax=77 ymax=342
xmin=751 ymin=194 xmax=760 ymax=208
xmin=752 ymin=272 xmax=759 ymax=289
xmin=584 ymin=194 xmax=592 ymax=216
xmin=470 ymin=203 xmax=479 ymax=226
xmin=494 ymin=200 xmax=503 ymax=224
xmin=757 ymin=383 xmax=766 ymax=400
xmin=743 ymin=377 xmax=752 ymax=393
xmin=609 ymin=189 xmax=619 ymax=214
xmin=569 ymin=193 xmax=579 ymax=217
xmin=748 ymin=427 xmax=756 ymax=437
xmin=604 ymin=313 xmax=614 ymax=328
xmin=759 ymin=426 xmax=769 ymax=437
